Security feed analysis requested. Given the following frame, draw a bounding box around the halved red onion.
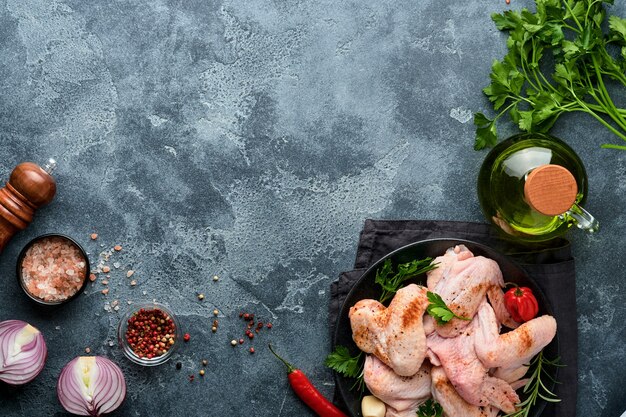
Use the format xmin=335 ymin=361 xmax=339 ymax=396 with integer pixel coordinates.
xmin=0 ymin=319 xmax=47 ymax=385
xmin=57 ymin=356 xmax=126 ymax=416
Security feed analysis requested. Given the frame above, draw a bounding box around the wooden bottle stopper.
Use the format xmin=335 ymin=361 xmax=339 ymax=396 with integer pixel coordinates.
xmin=0 ymin=161 xmax=56 ymax=253
xmin=524 ymin=164 xmax=577 ymax=216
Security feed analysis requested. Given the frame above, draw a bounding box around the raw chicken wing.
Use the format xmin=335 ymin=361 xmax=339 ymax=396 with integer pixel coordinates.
xmin=350 ymin=284 xmax=429 ymax=376
xmin=474 ymin=301 xmax=557 ymax=381
xmin=431 ymin=366 xmax=499 ymax=417
xmin=363 ymin=355 xmax=431 ymax=417
xmin=427 ymin=316 xmax=520 ymax=413
xmin=428 ymin=246 xmax=518 ymax=337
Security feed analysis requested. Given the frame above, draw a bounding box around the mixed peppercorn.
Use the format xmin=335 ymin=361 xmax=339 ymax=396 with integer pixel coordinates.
xmin=125 ymin=308 xmax=176 ymax=359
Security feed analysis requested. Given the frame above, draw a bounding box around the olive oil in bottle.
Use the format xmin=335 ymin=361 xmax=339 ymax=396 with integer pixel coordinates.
xmin=477 ymin=133 xmax=598 ymax=242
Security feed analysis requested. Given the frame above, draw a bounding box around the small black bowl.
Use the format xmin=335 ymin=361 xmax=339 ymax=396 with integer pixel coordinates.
xmin=16 ymin=234 xmax=90 ymax=306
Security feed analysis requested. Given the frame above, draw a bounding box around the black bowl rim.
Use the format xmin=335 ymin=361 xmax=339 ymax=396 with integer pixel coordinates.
xmin=16 ymin=233 xmax=91 ymax=306
xmin=332 ymin=237 xmax=559 ymax=417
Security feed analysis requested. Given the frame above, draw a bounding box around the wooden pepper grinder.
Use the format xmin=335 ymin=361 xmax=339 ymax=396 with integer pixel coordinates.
xmin=0 ymin=160 xmax=57 ymax=254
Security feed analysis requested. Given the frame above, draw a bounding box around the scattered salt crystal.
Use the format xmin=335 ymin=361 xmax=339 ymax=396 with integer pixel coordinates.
xmin=101 ymin=289 xmax=109 ymax=295
xmin=108 ymin=340 xmax=115 ymax=347
xmin=102 ymin=280 xmax=109 ymax=285
xmin=126 ymin=270 xmax=134 ymax=278
xmin=114 ymin=305 xmax=120 ymax=311
xmin=111 ymin=300 xmax=119 ymax=308
xmin=142 ymin=291 xmax=147 ymax=295
xmin=90 ymin=233 xmax=98 ymax=240
xmin=130 ymin=280 xmax=137 ymax=286
xmin=55 ymin=326 xmax=61 ymax=330
xmin=113 ymin=262 xmax=120 ymax=269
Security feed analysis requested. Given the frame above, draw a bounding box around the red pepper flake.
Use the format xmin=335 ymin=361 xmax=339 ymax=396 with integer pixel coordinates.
xmin=125 ymin=308 xmax=176 ymax=359
xmin=239 ymin=338 xmax=244 ymax=344
xmin=249 ymin=347 xmax=255 ymax=354
xmin=183 ymin=333 xmax=190 ymax=342
xmin=188 ymin=374 xmax=195 ymax=382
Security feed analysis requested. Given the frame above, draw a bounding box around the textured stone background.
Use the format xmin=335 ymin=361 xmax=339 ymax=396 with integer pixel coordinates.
xmin=0 ymin=0 xmax=625 ymax=416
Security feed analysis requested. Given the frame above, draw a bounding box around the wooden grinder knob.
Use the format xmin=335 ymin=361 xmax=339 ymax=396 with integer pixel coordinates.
xmin=0 ymin=162 xmax=56 ymax=253
xmin=524 ymin=164 xmax=577 ymax=216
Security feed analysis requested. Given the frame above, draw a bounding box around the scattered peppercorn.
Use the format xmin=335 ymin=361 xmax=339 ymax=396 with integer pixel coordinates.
xmin=126 ymin=270 xmax=134 ymax=278
xmin=176 ymin=362 xmax=182 ymax=370
xmin=213 ymin=309 xmax=219 ymax=316
xmin=199 ymin=369 xmax=205 ymax=376
xmin=90 ymin=233 xmax=98 ymax=240
xmin=198 ymin=293 xmax=204 ymax=300
xmin=249 ymin=347 xmax=255 ymax=354
xmin=231 ymin=339 xmax=237 ymax=346
xmin=202 ymin=359 xmax=207 ymax=366
xmin=239 ymin=338 xmax=244 ymax=344
xmin=85 ymin=347 xmax=91 ymax=354
xmin=267 ymin=323 xmax=273 ymax=329
xmin=211 ymin=326 xmax=217 ymax=333
xmin=114 ymin=245 xmax=122 ymax=251
xmin=212 ymin=275 xmax=219 ymax=282
xmin=102 ymin=266 xmax=111 ymax=273
xmin=183 ymin=333 xmax=190 ymax=342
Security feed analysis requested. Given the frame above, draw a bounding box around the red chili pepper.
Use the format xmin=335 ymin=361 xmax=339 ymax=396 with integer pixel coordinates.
xmin=504 ymin=284 xmax=539 ymax=323
xmin=268 ymin=344 xmax=349 ymax=417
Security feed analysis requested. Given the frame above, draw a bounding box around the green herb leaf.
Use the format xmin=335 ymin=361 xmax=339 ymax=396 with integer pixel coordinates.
xmin=476 ymin=0 xmax=626 ymax=150
xmin=324 ymin=346 xmax=362 ymax=379
xmin=426 ymin=291 xmax=471 ymax=325
xmin=416 ymin=399 xmax=443 ymax=417
xmin=376 ymin=258 xmax=438 ymax=304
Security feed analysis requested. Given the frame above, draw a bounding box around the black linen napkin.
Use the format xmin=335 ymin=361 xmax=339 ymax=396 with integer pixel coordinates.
xmin=329 ymin=219 xmax=577 ymax=417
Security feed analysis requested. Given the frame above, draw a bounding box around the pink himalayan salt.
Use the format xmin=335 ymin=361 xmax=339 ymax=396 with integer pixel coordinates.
xmin=21 ymin=236 xmax=87 ymax=302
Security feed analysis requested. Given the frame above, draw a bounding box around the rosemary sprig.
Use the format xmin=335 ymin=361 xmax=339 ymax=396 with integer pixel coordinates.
xmin=502 ymin=350 xmax=565 ymax=417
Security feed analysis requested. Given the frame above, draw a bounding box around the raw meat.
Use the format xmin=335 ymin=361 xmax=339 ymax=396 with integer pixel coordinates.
xmin=363 ymin=355 xmax=431 ymax=417
xmin=350 ymin=284 xmax=429 ymax=376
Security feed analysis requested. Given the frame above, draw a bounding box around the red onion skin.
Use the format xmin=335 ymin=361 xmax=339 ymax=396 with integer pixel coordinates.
xmin=57 ymin=356 xmax=126 ymax=417
xmin=0 ymin=320 xmax=47 ymax=386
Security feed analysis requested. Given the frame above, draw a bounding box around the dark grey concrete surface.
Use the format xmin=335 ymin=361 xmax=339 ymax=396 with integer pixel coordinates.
xmin=0 ymin=0 xmax=624 ymax=416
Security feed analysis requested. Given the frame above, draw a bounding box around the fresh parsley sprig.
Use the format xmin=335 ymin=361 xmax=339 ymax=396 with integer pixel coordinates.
xmin=503 ymin=350 xmax=565 ymax=417
xmin=324 ymin=346 xmax=365 ymax=392
xmin=416 ymin=399 xmax=443 ymax=417
xmin=426 ymin=291 xmax=471 ymax=325
xmin=475 ymin=0 xmax=626 ymax=151
xmin=375 ymin=258 xmax=438 ymax=303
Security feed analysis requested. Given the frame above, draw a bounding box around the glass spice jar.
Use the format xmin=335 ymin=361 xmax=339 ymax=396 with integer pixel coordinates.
xmin=118 ymin=302 xmax=181 ymax=366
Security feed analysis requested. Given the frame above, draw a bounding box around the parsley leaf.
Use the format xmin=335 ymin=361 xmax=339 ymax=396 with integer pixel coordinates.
xmin=426 ymin=291 xmax=471 ymax=325
xmin=476 ymin=0 xmax=626 ymax=151
xmin=324 ymin=346 xmax=364 ymax=392
xmin=375 ymin=258 xmax=438 ymax=303
xmin=416 ymin=399 xmax=443 ymax=417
